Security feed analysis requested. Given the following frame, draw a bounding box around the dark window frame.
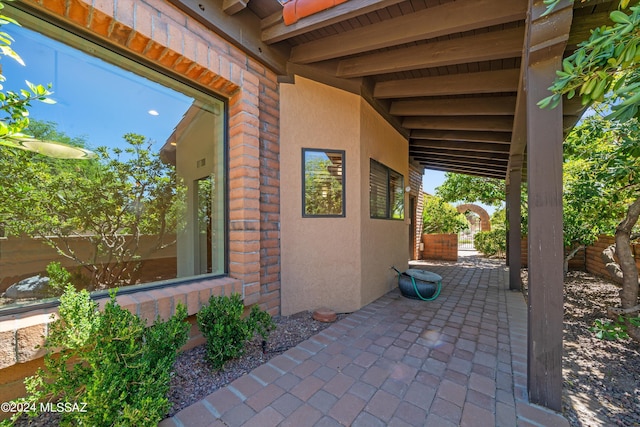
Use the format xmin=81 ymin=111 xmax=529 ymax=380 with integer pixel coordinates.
xmin=369 ymin=158 xmax=405 ymax=220
xmin=302 ymin=148 xmax=346 ymax=218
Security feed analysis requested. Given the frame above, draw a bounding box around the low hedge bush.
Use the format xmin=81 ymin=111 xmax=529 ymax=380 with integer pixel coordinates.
xmin=196 ymin=294 xmax=274 ymax=370
xmin=4 ymin=280 xmax=189 ymax=427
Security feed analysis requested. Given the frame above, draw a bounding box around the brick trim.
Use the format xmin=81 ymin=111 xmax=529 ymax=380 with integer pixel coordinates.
xmin=0 ymin=276 xmax=242 ymax=370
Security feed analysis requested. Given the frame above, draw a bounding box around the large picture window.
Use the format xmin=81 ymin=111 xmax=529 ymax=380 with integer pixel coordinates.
xmin=0 ymin=10 xmax=226 ymax=311
xmin=370 ymin=159 xmax=404 ymax=220
xmin=303 ymin=149 xmax=345 ymax=217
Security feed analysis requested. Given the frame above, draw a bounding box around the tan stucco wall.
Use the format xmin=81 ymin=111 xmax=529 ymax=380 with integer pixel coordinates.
xmin=359 ymin=100 xmax=410 ymax=307
xmin=280 ymin=76 xmax=363 ymax=315
xmin=280 ymin=76 xmax=409 ymax=315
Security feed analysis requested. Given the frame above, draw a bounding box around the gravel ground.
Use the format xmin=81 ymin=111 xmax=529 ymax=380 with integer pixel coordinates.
xmin=167 ymin=310 xmax=345 ymax=416
xmin=523 ymin=269 xmax=640 ymax=427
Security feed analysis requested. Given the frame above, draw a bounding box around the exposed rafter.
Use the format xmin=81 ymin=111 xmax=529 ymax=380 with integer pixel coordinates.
xmin=403 ymin=116 xmax=514 ymax=132
xmin=410 ymin=148 xmax=510 ymax=161
xmin=336 ymin=26 xmax=525 ymax=78
xmin=261 ymin=0 xmax=405 ymax=44
xmin=410 ymin=130 xmax=512 ymax=144
xmin=374 ymin=69 xmax=520 ymax=99
xmin=288 ymin=0 xmax=527 ymax=64
xmin=411 ymin=140 xmax=511 ymax=153
xmin=390 ymin=97 xmax=517 ymax=117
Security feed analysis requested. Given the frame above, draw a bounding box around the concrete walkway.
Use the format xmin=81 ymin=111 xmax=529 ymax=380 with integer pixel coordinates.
xmin=160 ymin=256 xmax=569 ymax=427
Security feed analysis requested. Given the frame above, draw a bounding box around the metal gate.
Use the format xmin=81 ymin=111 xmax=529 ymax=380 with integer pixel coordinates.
xmin=458 ymin=216 xmax=482 ymax=251
xmin=458 ymin=229 xmax=476 ymax=250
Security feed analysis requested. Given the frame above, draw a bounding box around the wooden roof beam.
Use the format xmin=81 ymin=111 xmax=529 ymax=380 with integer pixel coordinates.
xmin=374 ymin=69 xmax=520 ymax=98
xmin=419 ymin=157 xmax=506 ymax=171
xmin=410 ymin=148 xmax=510 ymax=161
xmin=412 ymin=154 xmax=508 ymax=168
xmin=223 ymin=0 xmax=248 ymax=15
xmin=336 ymin=27 xmax=525 ymax=78
xmin=390 ymin=96 xmax=517 ymax=116
xmin=420 ymin=163 xmax=506 ymax=179
xmin=418 ymin=160 xmax=506 ymax=177
xmin=403 ymin=116 xmax=514 ymax=132
xmin=287 ymin=0 xmax=527 ymax=64
xmin=261 ymin=0 xmax=405 ymax=44
xmin=411 ymin=130 xmax=512 ymax=144
xmin=411 ymin=140 xmax=511 ymax=153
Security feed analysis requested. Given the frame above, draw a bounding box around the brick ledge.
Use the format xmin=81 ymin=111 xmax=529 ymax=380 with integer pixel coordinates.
xmin=0 ymin=276 xmax=243 ymax=370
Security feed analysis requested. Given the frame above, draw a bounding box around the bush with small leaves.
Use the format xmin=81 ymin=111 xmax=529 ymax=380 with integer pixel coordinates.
xmin=590 ymin=316 xmax=640 ymax=341
xmin=474 ymin=229 xmax=506 ymax=257
xmin=3 ymin=278 xmax=189 ymax=427
xmin=197 ymin=294 xmax=274 ymax=370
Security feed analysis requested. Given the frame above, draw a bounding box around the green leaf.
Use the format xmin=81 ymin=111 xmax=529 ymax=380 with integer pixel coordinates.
xmin=610 ymin=10 xmax=631 ymax=24
xmin=562 ymin=58 xmax=574 ymax=73
xmin=591 ymin=78 xmax=609 ymax=100
xmin=537 ymin=95 xmax=553 ymax=109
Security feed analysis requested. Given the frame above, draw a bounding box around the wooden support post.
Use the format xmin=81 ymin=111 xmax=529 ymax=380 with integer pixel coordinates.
xmin=508 ymin=169 xmax=522 ymax=290
xmin=526 ymin=57 xmax=564 ymax=412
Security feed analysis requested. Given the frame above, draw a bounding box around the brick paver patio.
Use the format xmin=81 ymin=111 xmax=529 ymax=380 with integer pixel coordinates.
xmin=160 ymin=255 xmax=569 ymax=427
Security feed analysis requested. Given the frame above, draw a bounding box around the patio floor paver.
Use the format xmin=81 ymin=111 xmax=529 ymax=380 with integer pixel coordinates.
xmin=160 ymin=255 xmax=569 ymax=427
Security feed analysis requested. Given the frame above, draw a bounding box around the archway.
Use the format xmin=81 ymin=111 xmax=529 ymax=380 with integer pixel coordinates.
xmin=456 ymin=203 xmax=491 ymax=231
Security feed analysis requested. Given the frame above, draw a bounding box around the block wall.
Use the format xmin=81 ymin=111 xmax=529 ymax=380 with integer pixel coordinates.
xmin=421 ymin=233 xmax=458 ymax=262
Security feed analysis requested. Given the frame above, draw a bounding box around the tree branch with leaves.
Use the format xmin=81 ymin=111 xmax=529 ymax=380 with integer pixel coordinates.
xmin=0 ymin=1 xmax=54 ymax=145
xmin=541 ymin=0 xmax=640 ymax=341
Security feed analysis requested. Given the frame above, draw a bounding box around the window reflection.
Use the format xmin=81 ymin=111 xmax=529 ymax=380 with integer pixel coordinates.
xmin=0 ymin=19 xmax=225 ymax=310
xmin=303 ymin=149 xmax=345 ymax=217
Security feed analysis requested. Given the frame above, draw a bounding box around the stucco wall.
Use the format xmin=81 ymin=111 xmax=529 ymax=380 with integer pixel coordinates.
xmin=359 ymin=100 xmax=410 ymax=307
xmin=280 ymin=78 xmax=410 ymax=315
xmin=280 ymin=76 xmax=362 ymax=315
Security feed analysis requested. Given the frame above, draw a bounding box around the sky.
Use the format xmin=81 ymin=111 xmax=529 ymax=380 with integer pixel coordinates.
xmin=8 ymin=24 xmax=193 ymax=152
xmin=422 ymin=169 xmax=497 ymax=216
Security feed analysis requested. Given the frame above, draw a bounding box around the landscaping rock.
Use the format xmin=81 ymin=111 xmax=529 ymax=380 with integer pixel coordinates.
xmin=4 ymin=275 xmax=51 ymax=299
xmin=312 ymin=307 xmax=337 ymax=322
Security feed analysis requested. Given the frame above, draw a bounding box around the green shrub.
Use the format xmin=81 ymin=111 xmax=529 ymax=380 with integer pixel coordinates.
xmin=474 ymin=229 xmax=506 ymax=257
xmin=9 ymin=282 xmax=189 ymax=426
xmin=197 ymin=294 xmax=274 ymax=370
xmin=590 ymin=316 xmax=640 ymax=340
xmin=422 ymin=195 xmax=468 ymax=234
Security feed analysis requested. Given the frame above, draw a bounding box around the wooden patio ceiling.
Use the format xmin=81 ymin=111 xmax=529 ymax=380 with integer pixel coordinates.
xmin=170 ymin=0 xmax=617 ymax=181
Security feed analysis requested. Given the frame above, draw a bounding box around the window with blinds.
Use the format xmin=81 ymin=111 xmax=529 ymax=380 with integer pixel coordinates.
xmin=370 ymin=159 xmax=404 ymax=220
